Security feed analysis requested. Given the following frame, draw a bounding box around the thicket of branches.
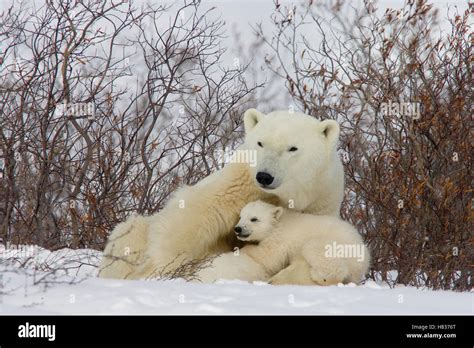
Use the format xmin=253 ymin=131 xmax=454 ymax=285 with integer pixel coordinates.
xmin=1 ymin=0 xmax=471 ymax=291
xmin=0 ymin=0 xmax=260 ymax=250
xmin=258 ymin=0 xmax=472 ymax=291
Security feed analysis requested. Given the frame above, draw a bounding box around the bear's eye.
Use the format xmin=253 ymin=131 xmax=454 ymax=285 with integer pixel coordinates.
xmin=250 ymin=217 xmax=259 ymax=222
xmin=257 ymin=141 xmax=263 ymax=148
xmin=289 ymin=146 xmax=298 ymax=152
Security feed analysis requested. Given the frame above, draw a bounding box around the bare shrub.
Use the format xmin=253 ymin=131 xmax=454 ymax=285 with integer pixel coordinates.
xmin=257 ymin=0 xmax=472 ymax=291
xmin=142 ymin=254 xmax=217 ymax=282
xmin=0 ymin=0 xmax=260 ymax=251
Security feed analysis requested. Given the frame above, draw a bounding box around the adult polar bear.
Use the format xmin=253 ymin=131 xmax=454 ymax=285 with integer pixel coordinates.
xmin=98 ymin=108 xmax=345 ymax=282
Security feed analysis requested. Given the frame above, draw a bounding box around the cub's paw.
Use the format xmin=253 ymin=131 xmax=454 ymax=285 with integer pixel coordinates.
xmin=268 ymin=261 xmax=315 ymax=286
xmin=268 ymin=271 xmax=292 ymax=285
xmin=310 ymin=266 xmax=347 ymax=286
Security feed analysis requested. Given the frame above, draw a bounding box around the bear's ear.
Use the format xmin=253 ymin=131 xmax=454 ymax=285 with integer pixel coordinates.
xmin=244 ymin=108 xmax=265 ymax=133
xmin=273 ymin=206 xmax=284 ymax=220
xmin=320 ymin=119 xmax=340 ymax=147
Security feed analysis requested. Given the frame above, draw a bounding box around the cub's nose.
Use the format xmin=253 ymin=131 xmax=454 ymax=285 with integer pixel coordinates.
xmin=256 ymin=172 xmax=274 ymax=186
xmin=234 ymin=226 xmax=242 ymax=235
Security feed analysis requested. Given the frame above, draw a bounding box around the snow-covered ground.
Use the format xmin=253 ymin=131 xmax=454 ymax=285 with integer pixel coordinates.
xmin=0 ymin=246 xmax=472 ymax=315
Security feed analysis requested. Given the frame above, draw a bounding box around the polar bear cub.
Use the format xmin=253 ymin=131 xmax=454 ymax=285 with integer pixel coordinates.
xmin=197 ymin=200 xmax=370 ymax=285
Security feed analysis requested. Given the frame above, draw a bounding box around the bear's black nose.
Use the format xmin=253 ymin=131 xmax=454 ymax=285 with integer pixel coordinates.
xmin=256 ymin=172 xmax=274 ymax=186
xmin=234 ymin=226 xmax=242 ymax=234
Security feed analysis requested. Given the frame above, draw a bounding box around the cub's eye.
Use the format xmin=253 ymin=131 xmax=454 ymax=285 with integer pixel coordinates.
xmin=250 ymin=217 xmax=259 ymax=222
xmin=257 ymin=141 xmax=263 ymax=148
xmin=289 ymin=146 xmax=298 ymax=152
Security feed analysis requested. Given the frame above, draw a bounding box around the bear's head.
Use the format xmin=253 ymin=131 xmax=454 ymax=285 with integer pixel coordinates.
xmin=234 ymin=200 xmax=283 ymax=242
xmin=242 ymin=108 xmax=341 ymax=209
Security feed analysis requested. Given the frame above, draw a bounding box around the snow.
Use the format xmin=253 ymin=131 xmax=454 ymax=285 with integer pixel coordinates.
xmin=1 ymin=246 xmax=472 ymax=315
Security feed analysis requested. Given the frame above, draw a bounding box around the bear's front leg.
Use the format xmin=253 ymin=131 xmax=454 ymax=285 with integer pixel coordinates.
xmin=301 ymin=239 xmax=353 ymax=285
xmin=309 ymin=260 xmax=350 ymax=285
xmin=131 ymin=163 xmax=271 ymax=279
xmin=127 ymin=188 xmax=235 ymax=278
xmin=196 ymin=252 xmax=269 ymax=283
xmin=268 ymin=258 xmax=315 ymax=285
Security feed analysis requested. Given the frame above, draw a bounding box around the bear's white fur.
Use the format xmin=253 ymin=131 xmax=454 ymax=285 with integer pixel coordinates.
xmin=98 ymin=109 xmax=345 ymax=281
xmin=241 ymin=109 xmax=344 ymax=214
xmin=197 ymin=200 xmax=370 ymax=285
xmin=98 ymin=162 xmax=277 ymax=279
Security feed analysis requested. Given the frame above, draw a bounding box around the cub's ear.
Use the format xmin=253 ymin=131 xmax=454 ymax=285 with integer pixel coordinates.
xmin=244 ymin=108 xmax=265 ymax=133
xmin=320 ymin=119 xmax=340 ymax=147
xmin=273 ymin=207 xmax=284 ymax=220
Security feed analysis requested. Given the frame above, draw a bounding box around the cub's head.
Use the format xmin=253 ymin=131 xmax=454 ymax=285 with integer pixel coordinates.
xmin=234 ymin=200 xmax=283 ymax=242
xmin=243 ymin=108 xmax=340 ymax=200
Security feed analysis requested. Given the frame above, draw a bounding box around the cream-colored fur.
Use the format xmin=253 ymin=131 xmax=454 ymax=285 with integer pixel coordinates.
xmin=197 ymin=201 xmax=370 ymax=285
xmin=241 ymin=109 xmax=344 ymax=215
xmin=130 ymin=163 xmax=278 ymax=279
xmin=98 ymin=215 xmax=151 ymax=279
xmin=98 ymin=108 xmax=345 ymax=280
xmin=195 ymin=251 xmax=268 ymax=283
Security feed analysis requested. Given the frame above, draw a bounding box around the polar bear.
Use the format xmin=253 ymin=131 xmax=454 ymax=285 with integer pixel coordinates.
xmin=98 ymin=108 xmax=345 ymax=281
xmin=197 ymin=200 xmax=370 ymax=285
